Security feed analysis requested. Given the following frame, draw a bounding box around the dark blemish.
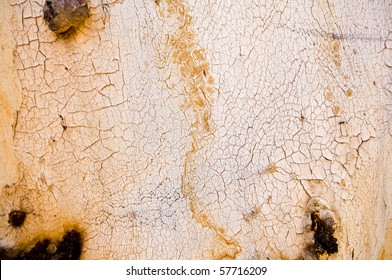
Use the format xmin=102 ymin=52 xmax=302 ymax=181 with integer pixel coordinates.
xmin=43 ymin=0 xmax=89 ymax=36
xmin=373 ymin=81 xmax=376 ymax=86
xmin=243 ymin=206 xmax=261 ymax=222
xmin=310 ymin=211 xmax=338 ymax=256
xmin=58 ymin=26 xmax=77 ymax=38
xmin=43 ymin=0 xmax=58 ymax=28
xmin=51 ymin=229 xmax=82 ymax=260
xmin=65 ymin=66 xmax=68 ymax=70
xmin=59 ymin=114 xmax=67 ymax=131
xmin=8 ymin=210 xmax=26 ymax=228
xmin=0 ymin=229 xmax=83 ymax=260
xmin=338 ymin=121 xmax=345 ymax=125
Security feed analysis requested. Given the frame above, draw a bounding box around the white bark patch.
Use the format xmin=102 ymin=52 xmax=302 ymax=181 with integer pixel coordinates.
xmin=0 ymin=0 xmax=391 ymax=259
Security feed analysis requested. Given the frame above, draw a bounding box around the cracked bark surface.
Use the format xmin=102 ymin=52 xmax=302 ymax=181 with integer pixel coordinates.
xmin=0 ymin=0 xmax=391 ymax=259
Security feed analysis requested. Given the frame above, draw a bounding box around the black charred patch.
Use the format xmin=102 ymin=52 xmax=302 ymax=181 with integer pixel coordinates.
xmin=43 ymin=0 xmax=89 ymax=36
xmin=310 ymin=211 xmax=338 ymax=257
xmin=54 ymin=230 xmax=82 ymax=259
xmin=0 ymin=229 xmax=82 ymax=260
xmin=43 ymin=0 xmax=58 ymax=30
xmin=8 ymin=210 xmax=26 ymax=228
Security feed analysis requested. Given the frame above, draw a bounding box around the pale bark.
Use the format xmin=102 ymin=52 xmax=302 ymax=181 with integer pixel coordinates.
xmin=0 ymin=0 xmax=391 ymax=259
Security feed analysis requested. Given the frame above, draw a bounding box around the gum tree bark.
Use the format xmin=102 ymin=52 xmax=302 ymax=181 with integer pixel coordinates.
xmin=0 ymin=0 xmax=391 ymax=259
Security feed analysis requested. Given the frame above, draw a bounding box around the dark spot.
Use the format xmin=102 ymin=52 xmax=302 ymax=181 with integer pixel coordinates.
xmin=310 ymin=211 xmax=338 ymax=257
xmin=43 ymin=1 xmax=59 ymax=30
xmin=54 ymin=230 xmax=82 ymax=260
xmin=8 ymin=210 xmax=26 ymax=228
xmin=0 ymin=247 xmax=18 ymax=260
xmin=59 ymin=115 xmax=67 ymax=131
xmin=43 ymin=0 xmax=89 ymax=36
xmin=65 ymin=66 xmax=68 ymax=70
xmin=57 ymin=26 xmax=77 ymax=38
xmin=0 ymin=229 xmax=83 ymax=260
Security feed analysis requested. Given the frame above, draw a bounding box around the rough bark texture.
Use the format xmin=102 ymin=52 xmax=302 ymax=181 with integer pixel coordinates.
xmin=0 ymin=0 xmax=391 ymax=259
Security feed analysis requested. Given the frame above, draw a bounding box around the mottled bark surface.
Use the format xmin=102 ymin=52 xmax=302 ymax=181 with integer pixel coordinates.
xmin=0 ymin=0 xmax=391 ymax=259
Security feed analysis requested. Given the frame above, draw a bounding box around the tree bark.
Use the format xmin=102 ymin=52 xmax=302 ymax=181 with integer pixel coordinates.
xmin=0 ymin=0 xmax=391 ymax=259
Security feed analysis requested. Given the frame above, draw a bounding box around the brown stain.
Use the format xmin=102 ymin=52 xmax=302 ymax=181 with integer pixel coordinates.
xmin=270 ymin=250 xmax=290 ymax=260
xmin=157 ymin=0 xmax=241 ymax=259
xmin=331 ymin=40 xmax=340 ymax=52
xmin=325 ymin=91 xmax=334 ymax=101
xmin=379 ymin=219 xmax=392 ymax=259
xmin=164 ymin=3 xmax=212 ymax=134
xmin=261 ymin=162 xmax=278 ymax=174
xmin=332 ymin=105 xmax=341 ymax=116
xmin=300 ymin=113 xmax=305 ymax=123
xmin=317 ymin=1 xmax=343 ymax=71
xmin=243 ymin=206 xmax=261 ymax=222
xmin=345 ymin=88 xmax=353 ymax=97
xmin=331 ymin=40 xmax=342 ymax=68
xmin=317 ymin=2 xmax=347 ymax=125
xmin=210 ymin=235 xmax=242 ymax=259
